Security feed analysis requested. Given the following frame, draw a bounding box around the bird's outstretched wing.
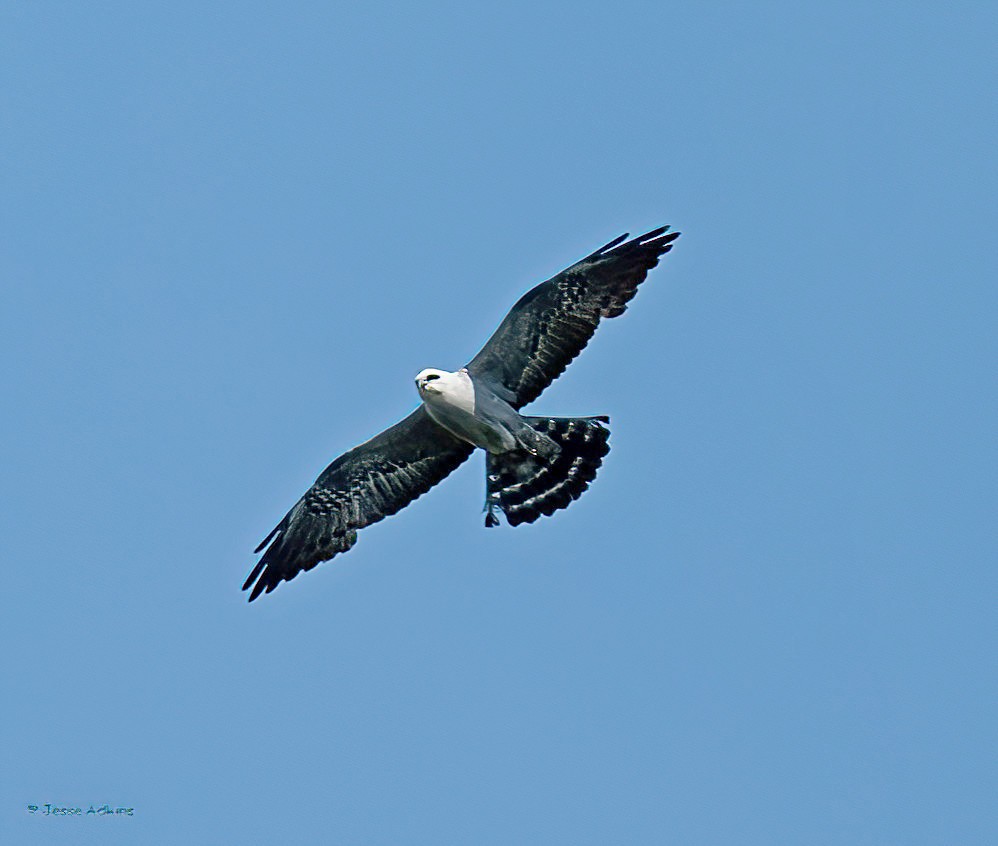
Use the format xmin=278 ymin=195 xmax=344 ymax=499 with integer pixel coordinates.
xmin=466 ymin=226 xmax=679 ymax=409
xmin=243 ymin=407 xmax=473 ymax=601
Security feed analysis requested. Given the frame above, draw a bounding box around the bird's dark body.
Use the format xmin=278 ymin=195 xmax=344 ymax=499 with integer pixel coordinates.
xmin=243 ymin=225 xmax=679 ymax=600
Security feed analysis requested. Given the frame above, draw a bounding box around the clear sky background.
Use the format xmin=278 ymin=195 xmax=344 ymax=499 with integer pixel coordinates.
xmin=3 ymin=2 xmax=996 ymax=844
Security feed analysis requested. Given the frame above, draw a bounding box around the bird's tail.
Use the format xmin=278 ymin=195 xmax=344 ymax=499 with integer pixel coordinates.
xmin=484 ymin=416 xmax=610 ymax=527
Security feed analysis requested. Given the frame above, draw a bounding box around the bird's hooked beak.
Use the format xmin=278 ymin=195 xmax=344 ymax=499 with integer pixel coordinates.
xmin=415 ymin=370 xmax=436 ymax=393
xmin=415 ymin=369 xmax=447 ymax=395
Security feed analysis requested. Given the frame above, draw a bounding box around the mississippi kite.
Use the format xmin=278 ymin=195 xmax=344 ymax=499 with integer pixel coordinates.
xmin=243 ymin=225 xmax=680 ymax=600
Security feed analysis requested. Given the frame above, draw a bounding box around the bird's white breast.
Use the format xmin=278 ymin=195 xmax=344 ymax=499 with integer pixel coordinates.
xmin=416 ymin=367 xmax=521 ymax=452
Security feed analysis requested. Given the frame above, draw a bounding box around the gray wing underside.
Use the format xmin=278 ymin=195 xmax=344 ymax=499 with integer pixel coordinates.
xmin=466 ymin=226 xmax=680 ymax=409
xmin=243 ymin=407 xmax=474 ymax=601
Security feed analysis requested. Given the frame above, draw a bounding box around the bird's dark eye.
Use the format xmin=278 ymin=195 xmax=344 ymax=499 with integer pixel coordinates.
xmin=425 ymin=373 xmax=440 ymax=381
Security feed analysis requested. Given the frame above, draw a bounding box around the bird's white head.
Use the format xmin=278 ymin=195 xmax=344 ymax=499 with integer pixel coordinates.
xmin=415 ymin=368 xmax=476 ymax=412
xmin=415 ymin=368 xmax=449 ymax=396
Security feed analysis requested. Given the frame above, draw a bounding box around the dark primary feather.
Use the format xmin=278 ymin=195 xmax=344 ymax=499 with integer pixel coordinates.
xmin=466 ymin=226 xmax=680 ymax=409
xmin=243 ymin=407 xmax=473 ymax=601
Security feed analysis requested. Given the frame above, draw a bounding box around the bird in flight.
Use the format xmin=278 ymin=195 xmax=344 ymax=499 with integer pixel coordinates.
xmin=243 ymin=225 xmax=680 ymax=601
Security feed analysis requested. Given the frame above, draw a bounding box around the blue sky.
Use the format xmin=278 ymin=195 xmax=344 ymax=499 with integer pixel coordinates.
xmin=3 ymin=2 xmax=996 ymax=843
